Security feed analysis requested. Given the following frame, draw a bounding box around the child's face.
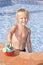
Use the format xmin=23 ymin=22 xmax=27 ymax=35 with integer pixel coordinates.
xmin=16 ymin=12 xmax=28 ymax=25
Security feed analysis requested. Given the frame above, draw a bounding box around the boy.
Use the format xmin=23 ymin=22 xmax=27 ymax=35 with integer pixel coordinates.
xmin=7 ymin=9 xmax=32 ymax=52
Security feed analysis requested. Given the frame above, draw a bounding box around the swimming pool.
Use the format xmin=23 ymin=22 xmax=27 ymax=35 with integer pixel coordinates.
xmin=0 ymin=0 xmax=43 ymax=52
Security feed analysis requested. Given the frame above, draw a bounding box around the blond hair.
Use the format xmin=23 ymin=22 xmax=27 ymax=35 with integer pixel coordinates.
xmin=16 ymin=9 xmax=29 ymax=20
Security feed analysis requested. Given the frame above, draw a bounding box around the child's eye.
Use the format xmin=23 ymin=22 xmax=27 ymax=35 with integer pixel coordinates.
xmin=21 ymin=18 xmax=23 ymax=19
xmin=24 ymin=18 xmax=27 ymax=19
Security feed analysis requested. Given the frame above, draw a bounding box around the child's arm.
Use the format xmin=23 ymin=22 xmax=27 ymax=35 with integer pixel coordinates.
xmin=27 ymin=29 xmax=32 ymax=53
xmin=7 ymin=25 xmax=17 ymax=44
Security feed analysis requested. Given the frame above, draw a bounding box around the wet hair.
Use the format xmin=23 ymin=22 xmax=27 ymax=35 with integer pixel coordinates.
xmin=16 ymin=8 xmax=29 ymax=20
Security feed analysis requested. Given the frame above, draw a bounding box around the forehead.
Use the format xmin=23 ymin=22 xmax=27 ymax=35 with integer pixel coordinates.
xmin=19 ymin=11 xmax=27 ymax=14
xmin=17 ymin=12 xmax=28 ymax=17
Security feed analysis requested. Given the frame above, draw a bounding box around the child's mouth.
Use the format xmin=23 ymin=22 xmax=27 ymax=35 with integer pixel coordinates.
xmin=22 ymin=23 xmax=25 ymax=26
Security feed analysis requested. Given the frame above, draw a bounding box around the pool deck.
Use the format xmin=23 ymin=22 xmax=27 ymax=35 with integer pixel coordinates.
xmin=0 ymin=44 xmax=43 ymax=65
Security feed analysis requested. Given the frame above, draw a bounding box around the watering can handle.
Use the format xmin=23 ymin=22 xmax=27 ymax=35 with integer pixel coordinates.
xmin=10 ymin=42 xmax=12 ymax=47
xmin=5 ymin=41 xmax=12 ymax=47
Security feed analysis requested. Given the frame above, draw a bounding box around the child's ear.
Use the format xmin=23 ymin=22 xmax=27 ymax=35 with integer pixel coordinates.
xmin=16 ymin=16 xmax=18 ymax=21
xmin=16 ymin=14 xmax=18 ymax=21
xmin=16 ymin=15 xmax=19 ymax=23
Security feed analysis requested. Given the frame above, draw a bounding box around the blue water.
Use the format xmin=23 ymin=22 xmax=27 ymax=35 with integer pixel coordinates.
xmin=0 ymin=1 xmax=43 ymax=52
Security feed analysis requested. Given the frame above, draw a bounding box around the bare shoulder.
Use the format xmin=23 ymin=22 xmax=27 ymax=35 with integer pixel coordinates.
xmin=26 ymin=27 xmax=31 ymax=34
xmin=28 ymin=28 xmax=31 ymax=34
xmin=9 ymin=24 xmax=17 ymax=32
xmin=11 ymin=24 xmax=17 ymax=28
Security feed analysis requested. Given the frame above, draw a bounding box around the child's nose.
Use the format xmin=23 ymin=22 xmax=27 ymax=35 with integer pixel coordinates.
xmin=23 ymin=18 xmax=25 ymax=22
